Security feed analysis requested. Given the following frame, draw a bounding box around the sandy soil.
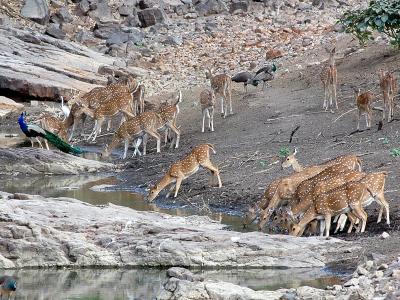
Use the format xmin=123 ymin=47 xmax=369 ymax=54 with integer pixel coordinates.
xmin=3 ymin=36 xmax=400 ymax=262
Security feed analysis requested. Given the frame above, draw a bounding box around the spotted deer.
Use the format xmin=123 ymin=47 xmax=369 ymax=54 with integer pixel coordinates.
xmin=200 ymin=89 xmax=216 ymax=133
xmin=320 ymin=47 xmax=338 ymax=111
xmin=379 ymin=70 xmax=397 ymax=122
xmin=281 ymin=149 xmax=362 ymax=173
xmin=256 ymin=153 xmax=363 ymax=230
xmin=205 ymin=68 xmax=233 ymax=118
xmin=147 ymin=144 xmax=222 ymax=201
xmin=69 ymin=76 xmax=139 ymax=140
xmin=133 ymin=84 xmax=145 ymax=114
xmin=355 ymin=89 xmax=373 ymax=130
xmin=290 ymin=181 xmax=376 ymax=237
xmin=290 ymin=171 xmax=389 ymax=237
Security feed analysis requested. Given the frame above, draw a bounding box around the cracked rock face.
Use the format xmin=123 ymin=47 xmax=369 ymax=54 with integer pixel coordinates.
xmin=0 ymin=192 xmax=358 ymax=269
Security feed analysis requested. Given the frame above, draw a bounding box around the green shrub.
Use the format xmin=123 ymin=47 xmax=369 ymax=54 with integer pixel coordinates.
xmin=279 ymin=147 xmax=290 ymax=158
xmin=339 ymin=0 xmax=400 ymax=47
xmin=390 ymin=148 xmax=400 ymax=157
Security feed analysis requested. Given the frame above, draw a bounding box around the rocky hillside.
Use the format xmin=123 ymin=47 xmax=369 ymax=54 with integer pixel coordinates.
xmin=0 ymin=0 xmax=373 ymax=100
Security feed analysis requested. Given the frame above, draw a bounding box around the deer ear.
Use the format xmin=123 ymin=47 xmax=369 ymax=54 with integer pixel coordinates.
xmin=293 ymin=147 xmax=298 ymax=156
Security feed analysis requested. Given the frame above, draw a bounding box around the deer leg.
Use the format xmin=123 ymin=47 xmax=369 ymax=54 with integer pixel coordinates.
xmin=121 ymin=139 xmax=129 ymax=159
xmin=30 ymin=138 xmax=35 ymax=148
xmin=375 ymin=192 xmax=390 ymax=225
xmin=357 ymin=110 xmax=361 ymax=131
xmin=132 ymin=137 xmax=142 ymax=157
xmin=44 ymin=139 xmax=50 ymax=150
xmin=36 ymin=137 xmax=44 ymax=149
xmin=324 ymin=214 xmax=332 ymax=237
xmin=220 ymin=96 xmax=225 ymax=117
xmin=167 ymin=124 xmax=180 ymax=149
xmin=351 ymin=203 xmax=368 ymax=233
xmin=144 ymin=129 xmax=161 ymax=153
xmin=201 ymin=160 xmax=222 ymax=187
xmin=319 ymin=219 xmax=326 ymax=236
xmin=142 ymin=133 xmax=148 ymax=155
xmin=334 ymin=214 xmax=347 ymax=234
xmin=210 ymin=107 xmax=214 ymax=132
xmin=91 ymin=118 xmax=104 ymax=142
xmin=323 ymin=83 xmax=328 ymax=110
xmin=174 ymin=176 xmax=184 ymax=198
xmin=202 ymin=109 xmax=206 ymax=133
xmin=228 ymin=89 xmax=233 ymax=115
xmin=106 ymin=119 xmax=112 ymax=132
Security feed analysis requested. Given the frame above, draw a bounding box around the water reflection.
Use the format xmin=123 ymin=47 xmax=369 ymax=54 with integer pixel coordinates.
xmin=0 ymin=174 xmax=252 ymax=232
xmin=1 ymin=268 xmax=341 ymax=300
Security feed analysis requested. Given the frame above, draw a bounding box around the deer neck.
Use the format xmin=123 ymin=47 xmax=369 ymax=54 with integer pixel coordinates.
xmin=291 ymin=161 xmax=303 ymax=172
xmin=328 ymin=55 xmax=335 ymax=67
xmin=152 ymin=175 xmax=175 ymax=198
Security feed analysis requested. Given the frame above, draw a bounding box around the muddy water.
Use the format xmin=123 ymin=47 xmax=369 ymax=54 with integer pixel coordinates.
xmin=1 ymin=268 xmax=342 ymax=300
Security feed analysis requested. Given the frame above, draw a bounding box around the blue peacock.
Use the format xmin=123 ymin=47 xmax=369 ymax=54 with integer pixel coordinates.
xmin=0 ymin=275 xmax=17 ymax=300
xmin=18 ymin=112 xmax=83 ymax=155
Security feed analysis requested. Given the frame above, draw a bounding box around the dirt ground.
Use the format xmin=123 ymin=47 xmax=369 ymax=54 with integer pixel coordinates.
xmin=3 ymin=36 xmax=400 ymax=262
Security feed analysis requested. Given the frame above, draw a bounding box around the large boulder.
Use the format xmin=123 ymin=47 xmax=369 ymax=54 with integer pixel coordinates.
xmin=0 ymin=191 xmax=360 ymax=269
xmin=137 ymin=8 xmax=168 ymax=27
xmin=21 ymin=0 xmax=50 ymax=25
xmin=0 ymin=96 xmax=24 ymax=118
xmin=195 ymin=0 xmax=227 ymax=16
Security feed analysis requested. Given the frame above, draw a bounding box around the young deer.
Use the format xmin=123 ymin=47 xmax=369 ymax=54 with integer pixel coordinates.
xmin=205 ymin=68 xmax=233 ymax=118
xmin=355 ymin=89 xmax=373 ymax=130
xmin=290 ymin=181 xmax=372 ymax=237
xmin=147 ymin=144 xmax=222 ymax=201
xmin=379 ymin=70 xmax=397 ymax=122
xmin=133 ymin=84 xmax=145 ymax=115
xmin=200 ymin=89 xmax=216 ymax=133
xmin=320 ymin=47 xmax=338 ymax=111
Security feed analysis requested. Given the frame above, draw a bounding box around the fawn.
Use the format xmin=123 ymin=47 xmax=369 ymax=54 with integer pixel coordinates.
xmin=379 ymin=70 xmax=397 ymax=122
xmin=205 ymin=68 xmax=233 ymax=118
xmin=200 ymin=89 xmax=216 ymax=133
xmin=147 ymin=144 xmax=222 ymax=201
xmin=320 ymin=47 xmax=338 ymax=111
xmin=355 ymin=89 xmax=373 ymax=130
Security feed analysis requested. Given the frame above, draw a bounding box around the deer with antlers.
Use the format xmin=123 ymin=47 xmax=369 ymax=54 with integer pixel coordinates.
xmin=200 ymin=89 xmax=216 ymax=133
xmin=379 ymin=70 xmax=397 ymax=123
xmin=205 ymin=68 xmax=233 ymax=118
xmin=355 ymin=89 xmax=374 ymax=131
xmin=320 ymin=47 xmax=338 ymax=111
xmin=147 ymin=144 xmax=222 ymax=201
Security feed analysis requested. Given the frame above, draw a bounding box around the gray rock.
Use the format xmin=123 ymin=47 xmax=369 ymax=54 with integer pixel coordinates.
xmin=163 ymin=35 xmax=183 ymax=46
xmin=0 ymin=26 xmax=146 ymax=100
xmin=0 ymin=96 xmax=24 ymax=118
xmin=93 ymin=21 xmax=121 ymax=39
xmin=21 ymin=0 xmax=50 ymax=25
xmin=0 ymin=190 xmax=357 ymax=269
xmin=302 ymin=37 xmax=313 ymax=47
xmin=138 ymin=8 xmax=168 ymax=27
xmin=75 ymin=30 xmax=99 ymax=46
xmin=106 ymin=28 xmax=144 ymax=46
xmin=229 ymin=0 xmax=248 ymax=13
xmin=195 ymin=0 xmax=227 ymax=16
xmin=88 ymin=0 xmax=113 ymax=22
xmin=124 ymin=11 xmax=141 ymax=27
xmin=357 ymin=266 xmax=369 ymax=276
xmin=119 ymin=4 xmax=132 ymax=16
xmin=0 ymin=148 xmax=114 ymax=176
xmin=53 ymin=7 xmax=73 ymax=23
xmin=167 ymin=267 xmax=204 ymax=282
xmin=78 ymin=0 xmax=90 ymax=14
xmin=45 ymin=24 xmax=66 ymax=40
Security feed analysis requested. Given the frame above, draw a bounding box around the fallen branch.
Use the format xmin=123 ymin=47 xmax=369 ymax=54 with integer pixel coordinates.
xmin=333 ymin=108 xmax=356 ymax=123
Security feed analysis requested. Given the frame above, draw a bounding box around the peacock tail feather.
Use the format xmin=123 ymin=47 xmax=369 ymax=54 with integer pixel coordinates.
xmin=43 ymin=129 xmax=83 ymax=155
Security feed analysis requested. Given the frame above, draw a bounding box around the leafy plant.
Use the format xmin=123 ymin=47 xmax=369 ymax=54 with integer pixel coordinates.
xmin=279 ymin=147 xmax=290 ymax=158
xmin=339 ymin=0 xmax=400 ymax=47
xmin=390 ymin=148 xmax=400 ymax=157
xmin=382 ymin=137 xmax=390 ymax=144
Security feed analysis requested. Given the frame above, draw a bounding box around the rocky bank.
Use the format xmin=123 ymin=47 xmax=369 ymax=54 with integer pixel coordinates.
xmin=158 ymin=259 xmax=400 ymax=300
xmin=0 ymin=191 xmax=359 ymax=269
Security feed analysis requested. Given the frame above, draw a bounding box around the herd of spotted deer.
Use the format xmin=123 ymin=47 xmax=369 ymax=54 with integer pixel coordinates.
xmin=32 ymin=47 xmax=397 ymax=237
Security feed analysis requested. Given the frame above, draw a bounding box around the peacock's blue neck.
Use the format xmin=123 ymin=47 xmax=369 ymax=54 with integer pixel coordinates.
xmin=18 ymin=114 xmax=28 ymax=133
xmin=6 ymin=280 xmax=16 ymax=291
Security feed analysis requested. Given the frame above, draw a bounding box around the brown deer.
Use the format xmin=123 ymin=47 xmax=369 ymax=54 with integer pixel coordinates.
xmin=256 ymin=153 xmax=363 ymax=230
xmin=379 ymin=70 xmax=397 ymax=122
xmin=320 ymin=47 xmax=338 ymax=111
xmin=133 ymin=84 xmax=145 ymax=115
xmin=205 ymin=68 xmax=233 ymax=118
xmin=147 ymin=144 xmax=222 ymax=201
xmin=200 ymin=89 xmax=216 ymax=133
xmin=281 ymin=149 xmax=362 ymax=173
xmin=355 ymin=89 xmax=373 ymax=130
xmin=290 ymin=181 xmax=372 ymax=237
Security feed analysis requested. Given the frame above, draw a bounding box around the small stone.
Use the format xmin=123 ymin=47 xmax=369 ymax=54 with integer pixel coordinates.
xmin=30 ymin=100 xmax=39 ymax=107
xmin=344 ymin=277 xmax=359 ymax=287
xmin=381 ymin=232 xmax=389 ymax=239
xmin=333 ymin=285 xmax=342 ymax=291
xmin=378 ymin=264 xmax=388 ymax=270
xmin=374 ymin=271 xmax=384 ymax=278
xmin=365 ymin=260 xmax=374 ymax=270
xmin=45 ymin=23 xmax=66 ymax=39
xmin=357 ymin=266 xmax=369 ymax=276
xmin=391 ymin=269 xmax=400 ymax=279
xmin=302 ymin=37 xmax=312 ymax=47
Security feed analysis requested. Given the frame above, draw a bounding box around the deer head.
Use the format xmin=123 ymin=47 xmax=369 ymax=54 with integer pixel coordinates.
xmin=281 ymin=147 xmax=298 ymax=169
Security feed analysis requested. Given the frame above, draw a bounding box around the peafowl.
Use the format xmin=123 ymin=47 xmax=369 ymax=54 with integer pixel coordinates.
xmin=0 ymin=275 xmax=17 ymax=300
xmin=231 ymin=71 xmax=253 ymax=93
xmin=250 ymin=64 xmax=277 ymax=91
xmin=18 ymin=112 xmax=83 ymax=155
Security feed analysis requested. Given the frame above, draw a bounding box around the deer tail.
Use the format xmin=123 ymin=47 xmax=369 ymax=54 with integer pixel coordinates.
xmin=206 ymin=143 xmax=216 ymax=154
xmin=174 ymin=90 xmax=182 ymax=105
